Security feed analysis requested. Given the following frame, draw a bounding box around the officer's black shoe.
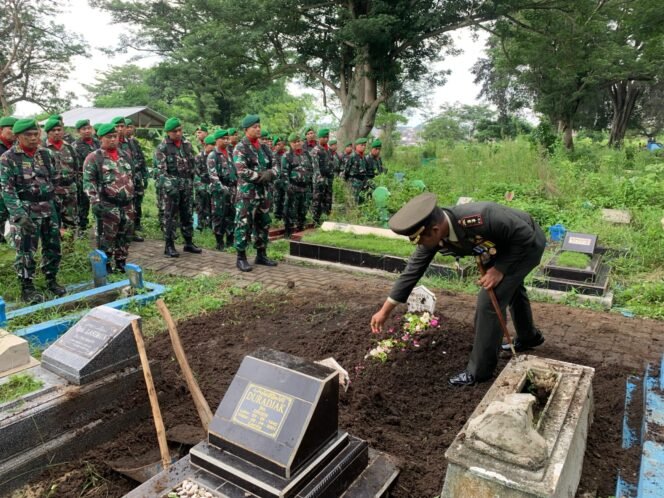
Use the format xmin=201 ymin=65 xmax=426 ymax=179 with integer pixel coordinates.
xmin=448 ymin=371 xmax=476 ymax=387
xmin=164 ymin=240 xmax=180 ymax=258
xmin=237 ymin=251 xmax=252 ymax=272
xmin=502 ymin=331 xmax=545 ymax=352
xmin=215 ymin=234 xmax=225 ymax=251
xmin=183 ymin=239 xmax=202 ymax=254
xmin=255 ymin=249 xmax=277 ymax=267
xmin=46 ymin=278 xmax=67 ymax=297
xmin=115 ymin=260 xmax=126 ymax=273
xmin=21 ymin=279 xmax=44 ymax=304
xmin=226 ymin=235 xmax=234 ymax=247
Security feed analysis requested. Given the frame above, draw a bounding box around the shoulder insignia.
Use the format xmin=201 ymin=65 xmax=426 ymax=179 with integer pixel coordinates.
xmin=459 ymin=214 xmax=484 ymax=228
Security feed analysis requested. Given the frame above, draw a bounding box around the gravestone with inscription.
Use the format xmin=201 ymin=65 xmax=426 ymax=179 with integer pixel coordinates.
xmin=41 ymin=306 xmax=140 ymax=385
xmin=408 ymin=285 xmax=437 ymax=314
xmin=89 ymin=250 xmax=108 ymax=288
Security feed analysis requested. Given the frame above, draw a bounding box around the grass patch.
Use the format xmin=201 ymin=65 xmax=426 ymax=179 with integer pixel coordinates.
xmin=0 ymin=373 xmax=44 ymax=403
xmin=556 ymin=251 xmax=592 ymax=269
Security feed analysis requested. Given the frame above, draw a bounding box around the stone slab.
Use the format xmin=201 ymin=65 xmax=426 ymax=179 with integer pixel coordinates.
xmin=561 ymin=232 xmax=597 ymax=255
xmin=602 ymin=208 xmax=631 ymax=224
xmin=41 ymin=306 xmax=140 ymax=385
xmin=0 ymin=331 xmax=33 ymax=376
xmin=320 ymin=222 xmax=407 ymax=240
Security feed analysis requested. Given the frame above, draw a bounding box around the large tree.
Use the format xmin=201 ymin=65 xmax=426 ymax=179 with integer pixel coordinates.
xmin=0 ymin=0 xmax=86 ymax=113
xmin=92 ymin=0 xmax=561 ymax=143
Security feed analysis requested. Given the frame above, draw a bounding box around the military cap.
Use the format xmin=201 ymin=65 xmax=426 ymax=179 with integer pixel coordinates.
xmin=288 ymin=132 xmax=301 ymax=142
xmin=0 ymin=116 xmax=18 ymax=128
xmin=49 ymin=114 xmax=63 ymax=123
xmin=204 ymin=134 xmax=216 ymax=145
xmin=241 ymin=114 xmax=260 ymax=129
xmin=164 ymin=117 xmax=182 ymax=132
xmin=111 ymin=116 xmax=125 ymax=125
xmin=302 ymin=125 xmax=315 ymax=134
xmin=12 ymin=118 xmax=38 ymax=135
xmin=197 ymin=124 xmax=208 ymax=132
xmin=371 ymin=139 xmax=382 ymax=148
xmin=344 ymin=141 xmax=353 ymax=147
xmin=260 ymin=129 xmax=270 ymax=138
xmin=273 ymin=135 xmax=284 ymax=146
xmin=354 ymin=137 xmax=368 ymax=145
xmin=75 ymin=119 xmax=90 ymax=129
xmin=93 ymin=123 xmax=102 ymax=131
xmin=97 ymin=123 xmax=117 ymax=138
xmin=317 ymin=128 xmax=330 ymax=138
xmin=125 ymin=118 xmax=133 ymax=126
xmin=213 ymin=129 xmax=228 ymax=139
xmin=329 ymin=139 xmax=337 ymax=145
xmin=44 ymin=118 xmax=61 ymax=133
xmin=388 ymin=193 xmax=438 ymax=239
xmin=227 ymin=127 xmax=237 ymax=135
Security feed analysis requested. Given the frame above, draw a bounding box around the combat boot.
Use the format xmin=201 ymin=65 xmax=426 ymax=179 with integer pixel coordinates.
xmin=183 ymin=237 xmax=202 ymax=254
xmin=255 ymin=248 xmax=278 ymax=267
xmin=226 ymin=234 xmax=234 ymax=247
xmin=164 ymin=239 xmax=180 ymax=258
xmin=115 ymin=260 xmax=126 ymax=273
xmin=215 ymin=234 xmax=225 ymax=251
xmin=132 ymin=234 xmax=144 ymax=242
xmin=46 ymin=277 xmax=66 ymax=297
xmin=21 ymin=279 xmax=44 ymax=304
xmin=236 ymin=251 xmax=252 ymax=272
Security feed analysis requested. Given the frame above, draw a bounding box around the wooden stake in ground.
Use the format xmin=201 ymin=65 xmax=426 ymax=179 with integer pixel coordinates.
xmin=131 ymin=319 xmax=171 ymax=471
xmin=156 ymin=299 xmax=213 ymax=430
xmin=475 ymin=257 xmax=517 ymax=357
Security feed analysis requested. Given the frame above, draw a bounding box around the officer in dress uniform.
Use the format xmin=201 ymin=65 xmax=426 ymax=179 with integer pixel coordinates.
xmin=370 ymin=193 xmax=546 ymax=386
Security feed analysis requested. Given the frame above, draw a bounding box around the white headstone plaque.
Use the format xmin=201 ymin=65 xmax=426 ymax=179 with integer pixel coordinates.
xmin=0 ymin=332 xmax=32 ymax=376
xmin=456 ymin=197 xmax=474 ymax=205
xmin=407 ymin=286 xmax=437 ymax=314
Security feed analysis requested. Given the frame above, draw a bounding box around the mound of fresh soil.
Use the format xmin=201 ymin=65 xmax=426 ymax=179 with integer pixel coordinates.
xmin=21 ymin=288 xmax=638 ymax=497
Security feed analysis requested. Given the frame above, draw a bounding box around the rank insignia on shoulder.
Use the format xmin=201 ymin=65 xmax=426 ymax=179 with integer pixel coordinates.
xmin=459 ymin=214 xmax=484 ymax=228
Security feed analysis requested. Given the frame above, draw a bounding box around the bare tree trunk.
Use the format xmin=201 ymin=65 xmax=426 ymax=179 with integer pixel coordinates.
xmin=609 ymin=80 xmax=643 ymax=148
xmin=561 ymin=119 xmax=574 ymax=150
xmin=336 ymin=60 xmax=383 ymax=144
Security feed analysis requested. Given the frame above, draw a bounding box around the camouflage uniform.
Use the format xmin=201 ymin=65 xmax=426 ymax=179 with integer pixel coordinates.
xmin=0 ymin=139 xmax=14 ymax=240
xmin=233 ymin=136 xmax=278 ymax=251
xmin=282 ymin=149 xmax=313 ymax=235
xmin=207 ymin=147 xmax=237 ymax=246
xmin=0 ymin=144 xmax=61 ymax=280
xmin=154 ymin=137 xmax=196 ymax=243
xmin=83 ymin=149 xmax=135 ymax=265
xmin=344 ymin=152 xmax=374 ymax=204
xmin=73 ymin=137 xmax=99 ymax=229
xmin=126 ymin=137 xmax=148 ymax=230
xmin=310 ymin=144 xmax=334 ymax=224
xmin=45 ymin=140 xmax=79 ymax=229
xmin=272 ymin=149 xmax=287 ymax=220
xmin=366 ymin=154 xmax=386 ymax=177
xmin=194 ymin=149 xmax=212 ymax=230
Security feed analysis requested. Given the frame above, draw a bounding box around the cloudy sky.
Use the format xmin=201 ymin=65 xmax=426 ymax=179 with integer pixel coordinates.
xmin=15 ymin=1 xmax=488 ymax=125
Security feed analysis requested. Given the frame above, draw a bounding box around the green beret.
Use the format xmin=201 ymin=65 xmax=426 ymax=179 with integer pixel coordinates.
xmin=93 ymin=123 xmax=102 ymax=131
xmin=111 ymin=116 xmax=125 ymax=125
xmin=97 ymin=123 xmax=117 ymax=138
xmin=227 ymin=127 xmax=237 ymax=135
xmin=273 ymin=135 xmax=284 ymax=146
xmin=355 ymin=137 xmax=368 ymax=145
xmin=288 ymin=132 xmax=302 ymax=142
xmin=329 ymin=139 xmax=337 ymax=145
xmin=344 ymin=141 xmax=353 ymax=147
xmin=213 ymin=129 xmax=228 ymax=139
xmin=0 ymin=116 xmax=18 ymax=128
xmin=241 ymin=114 xmax=260 ymax=129
xmin=44 ymin=118 xmax=61 ymax=133
xmin=12 ymin=118 xmax=38 ymax=135
xmin=388 ymin=193 xmax=438 ymax=238
xmin=371 ymin=139 xmax=382 ymax=148
xmin=302 ymin=126 xmax=315 ymax=134
xmin=260 ymin=129 xmax=270 ymax=138
xmin=317 ymin=128 xmax=330 ymax=138
xmin=75 ymin=119 xmax=90 ymax=130
xmin=204 ymin=135 xmax=216 ymax=145
xmin=49 ymin=114 xmax=62 ymax=120
xmin=197 ymin=124 xmax=208 ymax=132
xmin=125 ymin=118 xmax=133 ymax=126
xmin=164 ymin=117 xmax=182 ymax=132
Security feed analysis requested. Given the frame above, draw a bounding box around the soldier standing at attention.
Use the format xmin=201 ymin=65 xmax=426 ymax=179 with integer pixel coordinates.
xmin=83 ymin=123 xmax=135 ymax=274
xmin=344 ymin=137 xmax=373 ymax=204
xmin=154 ymin=117 xmax=202 ymax=257
xmin=366 ymin=139 xmax=386 ymax=176
xmin=195 ymin=125 xmax=209 ymax=151
xmin=43 ymin=118 xmax=79 ymax=230
xmin=125 ymin=119 xmax=148 ymax=235
xmin=72 ymin=119 xmax=97 ymax=231
xmin=370 ymin=193 xmax=546 ymax=386
xmin=0 ymin=116 xmax=18 ymax=244
xmin=271 ymin=135 xmax=287 ymax=221
xmin=259 ymin=130 xmax=273 ymax=174
xmin=341 ymin=140 xmax=353 ymax=177
xmin=208 ymin=129 xmax=237 ymax=251
xmin=233 ymin=114 xmax=278 ymax=272
xmin=0 ymin=119 xmax=65 ymax=302
xmin=328 ymin=139 xmax=342 ymax=176
xmin=227 ymin=128 xmax=239 ymax=156
xmin=282 ymin=133 xmax=313 ymax=238
xmin=112 ymin=117 xmax=144 ymax=242
xmin=302 ymin=126 xmax=317 ymax=154
xmin=194 ymin=134 xmax=215 ymax=231
xmin=310 ymin=128 xmax=334 ymax=226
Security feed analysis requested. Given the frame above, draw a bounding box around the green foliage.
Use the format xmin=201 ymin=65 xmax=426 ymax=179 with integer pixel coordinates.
xmin=422 ymin=104 xmax=496 ymax=143
xmin=0 ymin=373 xmax=44 ymax=404
xmin=556 ymin=252 xmax=591 ymax=269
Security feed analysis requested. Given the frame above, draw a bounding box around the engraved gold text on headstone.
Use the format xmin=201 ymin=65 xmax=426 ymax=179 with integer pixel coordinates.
xmin=232 ymin=384 xmax=293 ymax=438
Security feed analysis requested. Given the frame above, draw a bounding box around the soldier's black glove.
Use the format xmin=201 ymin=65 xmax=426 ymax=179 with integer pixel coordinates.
xmin=14 ymin=215 xmax=36 ymax=234
xmin=256 ymin=170 xmax=275 ymax=184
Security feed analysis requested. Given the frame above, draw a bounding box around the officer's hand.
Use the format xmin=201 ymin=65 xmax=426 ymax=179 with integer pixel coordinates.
xmin=370 ymin=308 xmax=391 ymax=334
xmin=257 ymin=170 xmax=275 ymax=184
xmin=14 ymin=215 xmax=36 ymax=234
xmin=478 ymin=267 xmax=504 ymax=290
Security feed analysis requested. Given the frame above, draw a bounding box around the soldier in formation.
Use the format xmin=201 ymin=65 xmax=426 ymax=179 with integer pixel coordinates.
xmin=125 ymin=118 xmax=148 ymax=236
xmin=0 ymin=116 xmax=18 ymax=244
xmin=73 ymin=119 xmax=98 ymax=230
xmin=366 ymin=139 xmax=386 ymax=177
xmin=310 ymin=128 xmax=334 ymax=225
xmin=208 ymin=129 xmax=237 ymax=250
xmin=194 ymin=134 xmax=214 ymax=231
xmin=282 ymin=132 xmax=313 ymax=237
xmin=271 ymin=135 xmax=287 ymax=221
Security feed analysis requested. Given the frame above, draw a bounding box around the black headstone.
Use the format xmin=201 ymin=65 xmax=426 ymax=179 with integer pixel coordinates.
xmin=208 ymin=348 xmax=339 ymax=479
xmin=561 ymin=232 xmax=597 ymax=255
xmin=41 ymin=306 xmax=140 ymax=385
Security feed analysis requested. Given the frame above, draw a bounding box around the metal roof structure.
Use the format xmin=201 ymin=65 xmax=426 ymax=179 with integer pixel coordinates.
xmin=57 ymin=106 xmax=167 ymax=128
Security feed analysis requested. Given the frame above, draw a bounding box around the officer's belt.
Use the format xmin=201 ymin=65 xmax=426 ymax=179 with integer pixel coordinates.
xmin=18 ymin=191 xmax=54 ymax=202
xmin=101 ymin=193 xmax=133 ymax=206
